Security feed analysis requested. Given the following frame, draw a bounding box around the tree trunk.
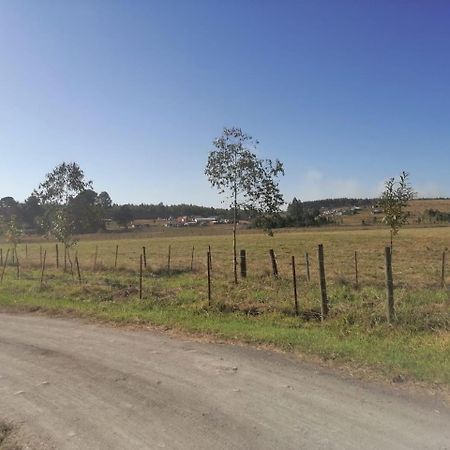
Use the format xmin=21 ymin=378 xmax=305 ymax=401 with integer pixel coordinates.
xmin=233 ymin=206 xmax=238 ymax=284
xmin=232 ymin=153 xmax=238 ymax=285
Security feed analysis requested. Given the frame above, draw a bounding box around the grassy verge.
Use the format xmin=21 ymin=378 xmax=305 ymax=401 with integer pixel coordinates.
xmin=0 ymin=268 xmax=448 ymax=387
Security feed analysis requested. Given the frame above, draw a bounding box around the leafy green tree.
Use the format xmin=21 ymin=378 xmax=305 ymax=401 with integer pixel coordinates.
xmin=22 ymin=195 xmax=43 ymax=230
xmin=69 ymin=190 xmax=105 ymax=234
xmin=205 ymin=127 xmax=284 ymax=283
xmin=0 ymin=197 xmax=20 ymax=221
xmin=34 ymin=162 xmax=92 ymax=250
xmin=113 ymin=205 xmax=134 ymax=228
xmin=379 ymin=171 xmax=416 ymax=250
xmin=287 ymin=197 xmax=305 ymax=226
xmin=97 ymin=191 xmax=112 ymax=210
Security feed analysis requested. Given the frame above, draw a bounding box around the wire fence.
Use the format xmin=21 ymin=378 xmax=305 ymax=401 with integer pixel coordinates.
xmin=1 ymin=240 xmax=448 ymax=292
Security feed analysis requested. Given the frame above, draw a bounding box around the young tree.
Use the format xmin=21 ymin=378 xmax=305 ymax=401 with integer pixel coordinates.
xmin=2 ymin=216 xmax=23 ymax=257
xmin=34 ymin=162 xmax=92 ymax=252
xmin=205 ymin=127 xmax=284 ymax=283
xmin=379 ymin=171 xmax=416 ymax=250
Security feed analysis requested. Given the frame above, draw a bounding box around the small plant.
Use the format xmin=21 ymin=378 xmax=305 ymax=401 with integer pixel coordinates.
xmin=3 ymin=216 xmax=23 ymax=258
xmin=379 ymin=171 xmax=416 ymax=250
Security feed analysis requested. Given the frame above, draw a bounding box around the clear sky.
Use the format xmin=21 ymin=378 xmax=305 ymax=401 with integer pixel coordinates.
xmin=1 ymin=0 xmax=450 ymax=206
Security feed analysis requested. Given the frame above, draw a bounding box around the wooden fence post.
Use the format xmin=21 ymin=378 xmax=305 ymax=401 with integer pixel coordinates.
xmin=93 ymin=245 xmax=98 ymax=271
xmin=207 ymin=251 xmax=211 ymax=306
xmin=167 ymin=245 xmax=171 ymax=275
xmin=441 ymin=251 xmax=446 ymax=288
xmin=14 ymin=248 xmax=20 ymax=280
xmin=384 ymin=246 xmax=395 ymax=323
xmin=67 ymin=249 xmax=74 ymax=279
xmin=208 ymin=245 xmax=212 ymax=272
xmin=114 ymin=244 xmax=119 ymax=269
xmin=25 ymin=244 xmax=28 ymax=258
xmin=0 ymin=249 xmax=10 ymax=283
xmin=64 ymin=245 xmax=68 ymax=272
xmin=142 ymin=246 xmax=147 ymax=269
xmin=40 ymin=250 xmax=47 ymax=288
xmin=318 ymin=244 xmax=328 ymax=320
xmin=269 ymin=249 xmax=278 ymax=278
xmin=75 ymin=255 xmax=82 ymax=285
xmin=240 ymin=249 xmax=247 ymax=278
xmin=292 ymin=255 xmax=299 ymax=316
xmin=190 ymin=246 xmax=195 ymax=271
xmin=0 ymin=248 xmax=2 ymax=266
xmin=354 ymin=250 xmax=359 ymax=288
xmin=40 ymin=245 xmax=43 ymax=268
xmin=56 ymin=244 xmax=59 ymax=269
xmin=305 ymin=252 xmax=311 ymax=282
xmin=139 ymin=254 xmax=143 ymax=299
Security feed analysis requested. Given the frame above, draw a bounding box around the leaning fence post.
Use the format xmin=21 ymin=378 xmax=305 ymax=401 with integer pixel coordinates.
xmin=75 ymin=255 xmax=82 ymax=285
xmin=0 ymin=248 xmax=3 ymax=266
xmin=0 ymin=249 xmax=10 ymax=283
xmin=318 ymin=244 xmax=328 ymax=320
xmin=142 ymin=246 xmax=147 ymax=269
xmin=292 ymin=255 xmax=299 ymax=316
xmin=240 ymin=249 xmax=247 ymax=278
xmin=207 ymin=251 xmax=211 ymax=306
xmin=305 ymin=252 xmax=311 ymax=282
xmin=441 ymin=251 xmax=446 ymax=288
xmin=56 ymin=244 xmax=59 ymax=269
xmin=40 ymin=250 xmax=47 ymax=288
xmin=384 ymin=246 xmax=395 ymax=323
xmin=269 ymin=249 xmax=278 ymax=278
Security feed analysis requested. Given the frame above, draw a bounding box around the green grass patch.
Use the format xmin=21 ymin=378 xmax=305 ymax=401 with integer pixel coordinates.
xmin=0 ymin=226 xmax=449 ymax=387
xmin=0 ymin=270 xmax=448 ymax=386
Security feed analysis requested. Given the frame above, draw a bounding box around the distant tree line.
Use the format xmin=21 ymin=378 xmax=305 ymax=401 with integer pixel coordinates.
xmin=122 ymin=203 xmax=233 ymax=221
xmin=0 ymin=192 xmax=353 ymax=238
xmin=301 ymin=197 xmax=375 ymax=210
xmin=0 ymin=190 xmax=113 ymax=235
xmin=0 ymin=159 xmax=426 ymax=245
xmin=251 ymin=197 xmax=332 ymax=230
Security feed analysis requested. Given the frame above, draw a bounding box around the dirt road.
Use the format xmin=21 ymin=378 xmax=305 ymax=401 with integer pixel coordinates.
xmin=0 ymin=313 xmax=449 ymax=449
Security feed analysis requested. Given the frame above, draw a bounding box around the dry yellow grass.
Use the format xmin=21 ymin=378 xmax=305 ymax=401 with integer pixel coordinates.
xmin=3 ymin=225 xmax=449 ymax=290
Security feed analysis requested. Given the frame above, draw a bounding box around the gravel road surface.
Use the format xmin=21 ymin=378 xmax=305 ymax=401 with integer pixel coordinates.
xmin=0 ymin=313 xmax=449 ymax=449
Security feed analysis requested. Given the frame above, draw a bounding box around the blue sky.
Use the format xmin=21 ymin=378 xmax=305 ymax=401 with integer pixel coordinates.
xmin=1 ymin=0 xmax=449 ymax=206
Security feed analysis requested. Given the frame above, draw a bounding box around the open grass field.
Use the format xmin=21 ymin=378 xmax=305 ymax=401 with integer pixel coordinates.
xmin=341 ymin=198 xmax=450 ymax=226
xmin=0 ymin=225 xmax=449 ymax=387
